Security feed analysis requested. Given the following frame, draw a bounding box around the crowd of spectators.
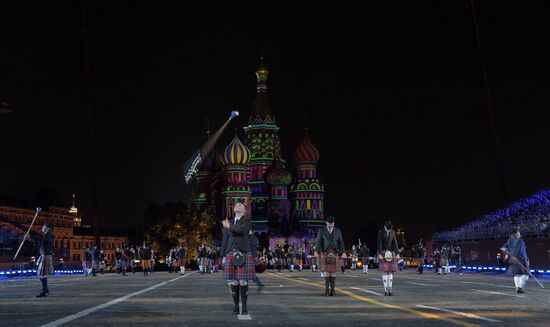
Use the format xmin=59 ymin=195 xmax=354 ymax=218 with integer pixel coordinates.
xmin=434 ymin=189 xmax=550 ymax=242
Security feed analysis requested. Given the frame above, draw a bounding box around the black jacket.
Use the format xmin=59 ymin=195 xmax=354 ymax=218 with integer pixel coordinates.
xmin=39 ymin=233 xmax=55 ymax=256
xmin=377 ymin=229 xmax=398 ymax=255
xmin=220 ymin=216 xmax=252 ymax=257
xmin=315 ymin=227 xmax=345 ymax=254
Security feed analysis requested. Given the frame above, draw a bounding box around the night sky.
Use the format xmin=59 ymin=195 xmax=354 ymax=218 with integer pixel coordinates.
xmin=1 ymin=1 xmax=548 ymax=243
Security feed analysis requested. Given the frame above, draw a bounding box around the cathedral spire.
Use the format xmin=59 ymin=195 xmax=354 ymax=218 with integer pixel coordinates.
xmin=255 ymin=56 xmax=269 ymax=93
xmin=249 ymin=57 xmax=273 ymax=125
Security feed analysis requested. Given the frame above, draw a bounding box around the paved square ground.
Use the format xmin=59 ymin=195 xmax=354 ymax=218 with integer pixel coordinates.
xmin=1 ymin=268 xmax=548 ymax=326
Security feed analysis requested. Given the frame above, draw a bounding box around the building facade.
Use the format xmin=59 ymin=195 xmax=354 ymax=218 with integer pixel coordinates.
xmin=0 ymin=203 xmax=128 ymax=266
xmin=192 ymin=59 xmax=326 ymax=247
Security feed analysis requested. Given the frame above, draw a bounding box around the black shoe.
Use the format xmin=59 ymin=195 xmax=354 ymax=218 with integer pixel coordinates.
xmin=516 ymin=287 xmax=525 ymax=294
xmin=35 ymin=292 xmax=48 ymax=298
xmin=384 ymin=291 xmax=389 ymax=296
xmin=257 ymin=283 xmax=264 ymax=293
xmin=388 ymin=290 xmax=393 ymax=296
xmin=233 ymin=305 xmax=240 ymax=314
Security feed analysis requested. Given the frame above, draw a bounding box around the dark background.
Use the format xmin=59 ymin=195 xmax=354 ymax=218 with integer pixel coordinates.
xmin=0 ymin=1 xmax=548 ymax=244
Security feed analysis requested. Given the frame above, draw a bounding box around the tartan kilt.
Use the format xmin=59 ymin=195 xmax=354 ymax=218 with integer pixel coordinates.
xmin=319 ymin=248 xmax=338 ymax=273
xmin=223 ymin=251 xmax=256 ymax=281
xmin=378 ymin=254 xmax=398 ymax=272
xmin=37 ymin=255 xmax=54 ymax=278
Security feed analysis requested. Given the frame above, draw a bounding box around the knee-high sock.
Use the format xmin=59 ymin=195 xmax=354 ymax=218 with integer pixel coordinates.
xmin=514 ymin=275 xmax=521 ymax=288
xmin=388 ymin=273 xmax=393 ymax=290
xmin=230 ymin=284 xmax=240 ymax=309
xmin=520 ymin=275 xmax=529 ymax=288
xmin=240 ymin=284 xmax=249 ymax=312
xmin=382 ymin=274 xmax=388 ymax=291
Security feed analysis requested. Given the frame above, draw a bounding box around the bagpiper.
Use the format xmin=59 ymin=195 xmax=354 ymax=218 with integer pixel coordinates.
xmin=377 ymin=220 xmax=399 ymax=296
xmin=315 ymin=216 xmax=346 ymax=296
xmin=221 ymin=202 xmax=255 ymax=315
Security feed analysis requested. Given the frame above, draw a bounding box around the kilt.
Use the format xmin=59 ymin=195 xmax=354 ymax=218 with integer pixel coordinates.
xmin=223 ymin=250 xmax=256 ymax=281
xmin=141 ymin=259 xmax=152 ymax=269
xmin=319 ymin=247 xmax=338 ymax=273
xmin=37 ymin=255 xmax=54 ymax=278
xmin=378 ymin=252 xmax=398 ymax=272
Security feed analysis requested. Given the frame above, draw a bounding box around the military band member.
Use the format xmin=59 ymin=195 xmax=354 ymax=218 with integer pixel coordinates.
xmin=98 ymin=249 xmax=106 ymax=275
xmin=221 ymin=203 xmax=255 ymax=315
xmin=249 ymin=229 xmax=265 ymax=292
xmin=351 ymin=245 xmax=358 ymax=271
xmin=502 ymin=227 xmax=530 ymax=293
xmin=140 ymin=242 xmax=152 ymax=275
xmin=315 ymin=216 xmax=346 ymax=296
xmin=359 ymin=243 xmax=370 ymax=274
xmin=416 ymin=243 xmax=425 ymax=274
xmin=377 ymin=220 xmax=399 ymax=296
xmin=31 ymin=221 xmax=54 ymax=298
xmin=176 ymin=244 xmax=186 ymax=275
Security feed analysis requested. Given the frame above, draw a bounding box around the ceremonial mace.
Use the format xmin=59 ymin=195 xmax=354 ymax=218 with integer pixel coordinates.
xmin=500 ymin=247 xmax=544 ymax=289
xmin=13 ymin=207 xmax=42 ymax=260
xmin=183 ymin=110 xmax=239 ymax=184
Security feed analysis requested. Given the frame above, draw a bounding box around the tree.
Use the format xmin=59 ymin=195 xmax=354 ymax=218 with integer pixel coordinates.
xmin=143 ymin=202 xmax=218 ymax=264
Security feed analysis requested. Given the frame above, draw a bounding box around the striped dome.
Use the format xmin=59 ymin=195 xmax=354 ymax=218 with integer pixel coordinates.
xmin=223 ymin=135 xmax=251 ymax=165
xmin=294 ymin=135 xmax=320 ymax=162
xmin=266 ymin=161 xmax=292 ymax=186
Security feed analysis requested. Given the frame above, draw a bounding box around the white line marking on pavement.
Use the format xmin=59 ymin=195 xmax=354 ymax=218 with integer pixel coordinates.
xmin=237 ymin=304 xmax=252 ymax=320
xmin=298 ymin=277 xmax=310 ymax=281
xmin=350 ymin=287 xmax=384 ymax=296
xmin=416 ymin=304 xmax=501 ymax=323
xmin=407 ymin=282 xmax=439 ymax=287
xmin=39 ymin=272 xmax=195 ymax=327
xmin=473 ymin=289 xmax=524 ymax=298
xmin=462 ymin=281 xmax=513 ymax=289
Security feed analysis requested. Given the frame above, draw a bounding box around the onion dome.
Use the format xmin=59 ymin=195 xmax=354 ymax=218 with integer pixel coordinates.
xmin=294 ymin=134 xmax=320 ymax=162
xmin=266 ymin=160 xmax=292 ymax=186
xmin=222 ymin=135 xmax=251 ymax=165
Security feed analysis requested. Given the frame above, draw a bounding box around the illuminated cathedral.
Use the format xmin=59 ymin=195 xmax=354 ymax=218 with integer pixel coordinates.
xmin=191 ymin=59 xmax=326 ymax=246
